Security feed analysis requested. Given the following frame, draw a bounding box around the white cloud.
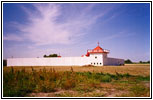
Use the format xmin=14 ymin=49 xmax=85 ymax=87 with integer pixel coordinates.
xmin=103 ymin=31 xmax=135 ymax=40
xmin=3 ymin=34 xmax=23 ymax=41
xmin=4 ymin=3 xmax=116 ymax=46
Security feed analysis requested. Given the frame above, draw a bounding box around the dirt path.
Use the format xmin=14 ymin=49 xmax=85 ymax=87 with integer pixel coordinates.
xmin=27 ymin=89 xmax=129 ymax=97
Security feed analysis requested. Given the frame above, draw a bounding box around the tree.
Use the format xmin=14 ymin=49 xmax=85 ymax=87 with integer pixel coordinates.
xmin=139 ymin=61 xmax=142 ymax=63
xmin=124 ymin=59 xmax=132 ymax=64
xmin=49 ymin=54 xmax=58 ymax=57
xmin=43 ymin=54 xmax=58 ymax=57
xmin=139 ymin=60 xmax=150 ymax=64
xmin=43 ymin=55 xmax=47 ymax=57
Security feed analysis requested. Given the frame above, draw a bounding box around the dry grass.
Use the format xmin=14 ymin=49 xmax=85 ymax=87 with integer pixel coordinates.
xmin=3 ymin=64 xmax=150 ymax=97
xmin=4 ymin=64 xmax=150 ymax=76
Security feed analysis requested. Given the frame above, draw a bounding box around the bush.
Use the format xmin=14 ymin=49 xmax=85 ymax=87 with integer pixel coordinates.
xmin=130 ymin=85 xmax=149 ymax=97
xmin=62 ymin=79 xmax=76 ymax=90
xmin=100 ymin=75 xmax=112 ymax=82
xmin=38 ymin=81 xmax=56 ymax=92
xmin=136 ymin=76 xmax=150 ymax=81
xmin=123 ymin=73 xmax=131 ymax=78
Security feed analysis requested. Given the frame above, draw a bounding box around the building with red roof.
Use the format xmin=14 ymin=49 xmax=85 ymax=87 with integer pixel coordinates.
xmin=7 ymin=42 xmax=124 ymax=66
xmin=81 ymin=42 xmax=124 ymax=66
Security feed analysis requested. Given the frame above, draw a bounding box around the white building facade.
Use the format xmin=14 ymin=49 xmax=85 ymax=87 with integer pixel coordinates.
xmin=7 ymin=43 xmax=124 ymax=66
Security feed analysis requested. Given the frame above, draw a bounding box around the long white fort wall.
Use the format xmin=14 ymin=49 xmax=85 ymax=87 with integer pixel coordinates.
xmin=7 ymin=56 xmax=124 ymax=67
xmin=7 ymin=57 xmax=92 ymax=66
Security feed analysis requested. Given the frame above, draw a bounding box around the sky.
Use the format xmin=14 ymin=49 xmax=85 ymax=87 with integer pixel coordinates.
xmin=3 ymin=3 xmax=150 ymax=62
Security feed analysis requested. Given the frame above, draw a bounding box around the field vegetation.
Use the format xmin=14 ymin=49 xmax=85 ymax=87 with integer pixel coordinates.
xmin=3 ymin=64 xmax=150 ymax=97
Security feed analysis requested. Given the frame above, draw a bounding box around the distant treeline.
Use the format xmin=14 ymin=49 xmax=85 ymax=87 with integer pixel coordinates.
xmin=124 ymin=59 xmax=150 ymax=64
xmin=43 ymin=54 xmax=60 ymax=57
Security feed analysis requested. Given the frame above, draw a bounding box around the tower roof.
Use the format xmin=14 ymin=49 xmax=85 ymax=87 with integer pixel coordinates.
xmin=93 ymin=42 xmax=104 ymax=51
xmin=93 ymin=45 xmax=103 ymax=51
xmin=86 ymin=42 xmax=109 ymax=56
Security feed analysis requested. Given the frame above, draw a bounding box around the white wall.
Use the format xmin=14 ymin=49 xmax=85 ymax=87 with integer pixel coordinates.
xmin=104 ymin=57 xmax=124 ymax=66
xmin=7 ymin=57 xmax=92 ymax=66
xmin=89 ymin=53 xmax=103 ymax=66
xmin=102 ymin=53 xmax=107 ymax=66
xmin=7 ymin=54 xmax=124 ymax=67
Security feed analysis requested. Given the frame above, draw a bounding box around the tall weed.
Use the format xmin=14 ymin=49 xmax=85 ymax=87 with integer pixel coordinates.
xmin=3 ymin=68 xmax=150 ymax=97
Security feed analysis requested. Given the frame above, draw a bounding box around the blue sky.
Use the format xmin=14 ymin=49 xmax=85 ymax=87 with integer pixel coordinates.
xmin=3 ymin=3 xmax=150 ymax=62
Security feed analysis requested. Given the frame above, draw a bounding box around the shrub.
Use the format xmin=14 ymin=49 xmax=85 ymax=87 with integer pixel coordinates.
xmin=100 ymin=75 xmax=112 ymax=82
xmin=84 ymin=72 xmax=92 ymax=78
xmin=38 ymin=81 xmax=56 ymax=92
xmin=62 ymin=79 xmax=76 ymax=90
xmin=123 ymin=73 xmax=131 ymax=78
xmin=130 ymin=85 xmax=149 ymax=97
xmin=136 ymin=76 xmax=150 ymax=81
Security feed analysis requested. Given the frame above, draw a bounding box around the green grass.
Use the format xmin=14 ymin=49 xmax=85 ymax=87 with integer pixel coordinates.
xmin=3 ymin=67 xmax=150 ymax=97
xmin=117 ymin=84 xmax=150 ymax=97
xmin=136 ymin=76 xmax=150 ymax=81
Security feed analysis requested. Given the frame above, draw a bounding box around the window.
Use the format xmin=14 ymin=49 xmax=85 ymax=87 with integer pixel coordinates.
xmin=100 ymin=63 xmax=102 ymax=65
xmin=95 ymin=56 xmax=97 ymax=59
xmin=91 ymin=63 xmax=92 ymax=65
xmin=94 ymin=63 xmax=95 ymax=65
xmin=97 ymin=63 xmax=98 ymax=65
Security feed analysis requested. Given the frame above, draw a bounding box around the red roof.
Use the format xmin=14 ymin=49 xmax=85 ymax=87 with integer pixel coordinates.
xmin=86 ymin=52 xmax=90 ymax=57
xmin=93 ymin=45 xmax=103 ymax=51
xmin=85 ymin=42 xmax=109 ymax=57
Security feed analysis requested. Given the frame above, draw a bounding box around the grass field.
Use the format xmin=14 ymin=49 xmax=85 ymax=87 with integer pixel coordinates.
xmin=3 ymin=64 xmax=150 ymax=97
